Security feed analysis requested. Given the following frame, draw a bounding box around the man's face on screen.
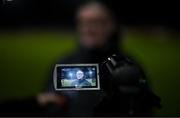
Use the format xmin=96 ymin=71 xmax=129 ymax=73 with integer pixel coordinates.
xmin=77 ymin=3 xmax=115 ymax=49
xmin=76 ymin=70 xmax=84 ymax=80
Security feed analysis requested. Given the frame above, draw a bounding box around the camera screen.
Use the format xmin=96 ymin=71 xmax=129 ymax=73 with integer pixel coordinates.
xmin=53 ymin=64 xmax=100 ymax=90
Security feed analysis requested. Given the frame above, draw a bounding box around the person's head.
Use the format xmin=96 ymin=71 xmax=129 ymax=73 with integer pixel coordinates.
xmin=76 ymin=1 xmax=118 ymax=49
xmin=76 ymin=70 xmax=84 ymax=80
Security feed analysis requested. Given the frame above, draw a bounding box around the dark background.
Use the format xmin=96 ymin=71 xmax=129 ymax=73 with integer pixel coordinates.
xmin=0 ymin=0 xmax=179 ymax=29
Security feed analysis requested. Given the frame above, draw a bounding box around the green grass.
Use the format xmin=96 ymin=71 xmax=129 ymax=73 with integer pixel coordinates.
xmin=122 ymin=33 xmax=180 ymax=116
xmin=0 ymin=30 xmax=179 ymax=116
xmin=61 ymin=79 xmax=96 ymax=87
xmin=0 ymin=31 xmax=76 ymax=100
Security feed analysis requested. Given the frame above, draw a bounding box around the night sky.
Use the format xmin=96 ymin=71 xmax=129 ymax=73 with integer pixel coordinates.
xmin=0 ymin=0 xmax=179 ymax=29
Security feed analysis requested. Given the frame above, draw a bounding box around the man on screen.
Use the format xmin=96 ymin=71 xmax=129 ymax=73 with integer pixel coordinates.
xmin=71 ymin=70 xmax=91 ymax=87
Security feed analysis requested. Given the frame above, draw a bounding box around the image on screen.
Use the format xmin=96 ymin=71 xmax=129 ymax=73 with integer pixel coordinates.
xmin=53 ymin=64 xmax=100 ymax=90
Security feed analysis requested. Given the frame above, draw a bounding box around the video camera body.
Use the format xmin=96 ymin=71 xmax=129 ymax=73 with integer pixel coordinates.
xmin=53 ymin=54 xmax=161 ymax=116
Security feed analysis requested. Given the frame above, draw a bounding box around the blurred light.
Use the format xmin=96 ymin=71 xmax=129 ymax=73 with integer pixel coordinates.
xmin=89 ymin=70 xmax=92 ymax=75
xmin=69 ymin=72 xmax=73 ymax=77
xmin=2 ymin=0 xmax=13 ymax=4
xmin=6 ymin=0 xmax=13 ymax=2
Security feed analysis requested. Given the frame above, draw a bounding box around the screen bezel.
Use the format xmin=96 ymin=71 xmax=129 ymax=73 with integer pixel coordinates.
xmin=53 ymin=64 xmax=100 ymax=91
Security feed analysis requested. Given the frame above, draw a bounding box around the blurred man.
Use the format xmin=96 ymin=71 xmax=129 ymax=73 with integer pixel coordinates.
xmin=37 ymin=1 xmax=160 ymax=116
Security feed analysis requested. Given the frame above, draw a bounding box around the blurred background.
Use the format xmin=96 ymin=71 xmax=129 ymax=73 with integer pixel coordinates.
xmin=0 ymin=0 xmax=179 ymax=116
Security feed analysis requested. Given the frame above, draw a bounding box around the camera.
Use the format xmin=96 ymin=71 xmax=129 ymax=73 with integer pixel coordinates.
xmin=52 ymin=54 xmax=161 ymax=116
xmin=53 ymin=54 xmax=146 ymax=92
xmin=52 ymin=54 xmax=149 ymax=99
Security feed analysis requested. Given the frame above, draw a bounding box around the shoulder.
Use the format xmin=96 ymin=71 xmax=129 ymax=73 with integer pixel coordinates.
xmin=71 ymin=80 xmax=78 ymax=85
xmin=84 ymin=80 xmax=91 ymax=84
